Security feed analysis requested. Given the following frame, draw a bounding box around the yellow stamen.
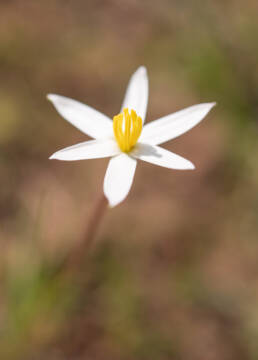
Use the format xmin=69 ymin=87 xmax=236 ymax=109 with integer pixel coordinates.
xmin=113 ymin=108 xmax=142 ymax=152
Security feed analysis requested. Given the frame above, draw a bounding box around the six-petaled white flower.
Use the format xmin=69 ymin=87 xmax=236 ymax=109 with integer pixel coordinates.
xmin=48 ymin=67 xmax=215 ymax=207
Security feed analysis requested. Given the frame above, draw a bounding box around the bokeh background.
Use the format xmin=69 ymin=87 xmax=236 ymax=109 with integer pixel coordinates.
xmin=1 ymin=1 xmax=258 ymax=359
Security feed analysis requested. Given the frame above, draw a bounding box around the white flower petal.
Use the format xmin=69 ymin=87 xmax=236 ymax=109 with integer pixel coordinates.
xmin=47 ymin=94 xmax=113 ymax=139
xmin=104 ymin=154 xmax=137 ymax=207
xmin=131 ymin=143 xmax=195 ymax=170
xmin=120 ymin=66 xmax=149 ymax=123
xmin=141 ymin=102 xmax=216 ymax=145
xmin=50 ymin=138 xmax=120 ymax=161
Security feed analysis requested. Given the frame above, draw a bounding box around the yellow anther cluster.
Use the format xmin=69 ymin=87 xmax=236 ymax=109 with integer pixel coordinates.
xmin=113 ymin=108 xmax=142 ymax=152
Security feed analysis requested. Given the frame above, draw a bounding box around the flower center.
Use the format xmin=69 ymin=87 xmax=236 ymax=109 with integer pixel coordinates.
xmin=113 ymin=108 xmax=142 ymax=152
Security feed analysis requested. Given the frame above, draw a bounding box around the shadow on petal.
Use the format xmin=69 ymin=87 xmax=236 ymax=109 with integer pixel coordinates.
xmin=131 ymin=143 xmax=162 ymax=158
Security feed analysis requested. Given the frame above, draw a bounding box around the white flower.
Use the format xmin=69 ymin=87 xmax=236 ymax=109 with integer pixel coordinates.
xmin=48 ymin=67 xmax=215 ymax=207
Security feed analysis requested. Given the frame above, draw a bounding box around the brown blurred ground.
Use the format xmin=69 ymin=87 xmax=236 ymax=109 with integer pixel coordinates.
xmin=1 ymin=1 xmax=258 ymax=359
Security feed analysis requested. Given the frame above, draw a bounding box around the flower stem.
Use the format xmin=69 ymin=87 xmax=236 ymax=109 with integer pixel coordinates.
xmin=49 ymin=194 xmax=108 ymax=279
xmin=82 ymin=194 xmax=108 ymax=251
xmin=69 ymin=194 xmax=108 ymax=268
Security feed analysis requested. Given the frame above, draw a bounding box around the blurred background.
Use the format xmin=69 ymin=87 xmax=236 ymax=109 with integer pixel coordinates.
xmin=1 ymin=1 xmax=258 ymax=359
